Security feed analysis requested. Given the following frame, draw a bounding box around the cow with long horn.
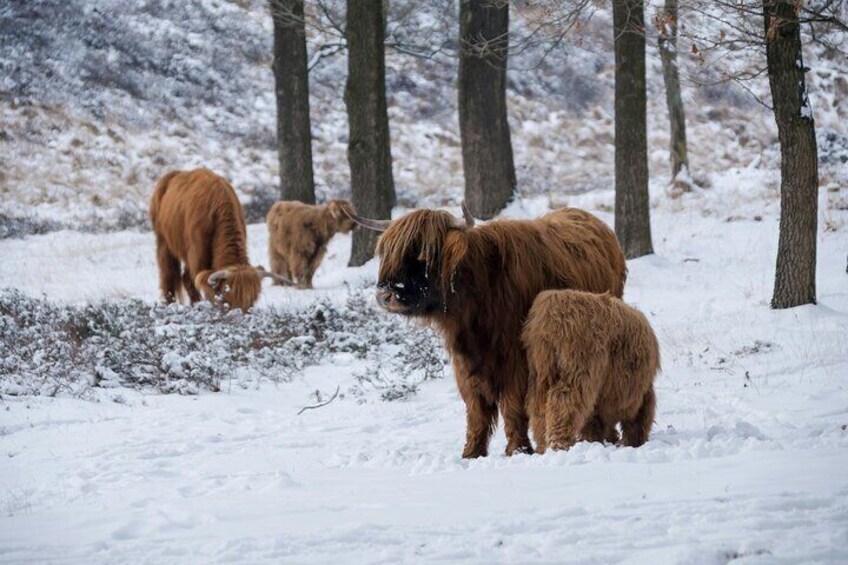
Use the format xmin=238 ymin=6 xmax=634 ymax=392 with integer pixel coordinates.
xmin=150 ymin=168 xmax=290 ymax=311
xmin=346 ymin=203 xmax=627 ymax=458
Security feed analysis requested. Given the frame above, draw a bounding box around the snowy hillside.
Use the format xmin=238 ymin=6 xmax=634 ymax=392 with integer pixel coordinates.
xmin=2 ymin=0 xmax=845 ymax=233
xmin=2 ymin=0 xmax=848 ymax=563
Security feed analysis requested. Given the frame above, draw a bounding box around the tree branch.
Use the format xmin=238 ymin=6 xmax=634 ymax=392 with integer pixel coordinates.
xmin=297 ymin=385 xmax=340 ymax=415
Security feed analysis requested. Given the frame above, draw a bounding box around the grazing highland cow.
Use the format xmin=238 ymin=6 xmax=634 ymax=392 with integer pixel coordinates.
xmin=266 ymin=200 xmax=356 ymax=289
xmin=522 ymin=290 xmax=659 ymax=453
xmin=347 ymin=205 xmax=627 ymax=458
xmin=150 ymin=168 xmax=288 ymax=310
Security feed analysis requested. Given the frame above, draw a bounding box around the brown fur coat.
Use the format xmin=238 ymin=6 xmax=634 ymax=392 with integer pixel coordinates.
xmin=149 ymin=168 xmax=263 ymax=310
xmin=266 ymin=200 xmax=356 ymax=289
xmin=523 ymin=290 xmax=659 ymax=453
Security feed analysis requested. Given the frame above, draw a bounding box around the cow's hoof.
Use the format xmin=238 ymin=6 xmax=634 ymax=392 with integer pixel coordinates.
xmin=548 ymin=440 xmax=575 ymax=452
xmin=461 ymin=445 xmax=488 ymax=459
xmin=505 ymin=443 xmax=535 ymax=456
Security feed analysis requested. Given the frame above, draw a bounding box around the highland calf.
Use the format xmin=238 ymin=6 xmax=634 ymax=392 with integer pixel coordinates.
xmin=522 ymin=290 xmax=659 ymax=453
xmin=348 ymin=206 xmax=627 ymax=458
xmin=150 ymin=168 xmax=287 ymax=310
xmin=266 ymin=200 xmax=356 ymax=289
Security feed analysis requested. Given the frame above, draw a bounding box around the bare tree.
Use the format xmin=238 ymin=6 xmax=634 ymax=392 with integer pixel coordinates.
xmin=765 ymin=1 xmax=819 ymax=309
xmin=655 ymin=0 xmax=690 ymax=193
xmin=677 ymin=1 xmax=846 ymax=307
xmin=344 ymin=0 xmax=396 ymax=266
xmin=458 ymin=0 xmax=516 ymax=219
xmin=614 ymin=0 xmax=653 ymax=258
xmin=679 ymin=1 xmax=846 ymax=97
xmin=300 ymin=1 xmax=459 ymax=70
xmin=270 ymin=0 xmax=316 ymax=204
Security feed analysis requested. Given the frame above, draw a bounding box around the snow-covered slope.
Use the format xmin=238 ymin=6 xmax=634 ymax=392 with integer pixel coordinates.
xmin=2 ymin=0 xmax=846 ymax=233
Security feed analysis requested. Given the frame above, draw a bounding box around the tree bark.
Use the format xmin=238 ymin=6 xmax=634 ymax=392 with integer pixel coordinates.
xmin=614 ymin=0 xmax=653 ymax=258
xmin=458 ymin=0 xmax=516 ymax=219
xmin=764 ymin=1 xmax=819 ymax=309
xmin=344 ymin=0 xmax=396 ymax=266
xmin=271 ymin=0 xmax=316 ymax=204
xmin=657 ymin=0 xmax=689 ymax=184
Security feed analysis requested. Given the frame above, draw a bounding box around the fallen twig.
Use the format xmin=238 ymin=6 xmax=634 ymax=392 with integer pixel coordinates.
xmin=297 ymin=386 xmax=340 ymax=415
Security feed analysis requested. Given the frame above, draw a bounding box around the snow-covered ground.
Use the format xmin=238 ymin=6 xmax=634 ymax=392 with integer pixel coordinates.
xmin=1 ymin=185 xmax=847 ymax=563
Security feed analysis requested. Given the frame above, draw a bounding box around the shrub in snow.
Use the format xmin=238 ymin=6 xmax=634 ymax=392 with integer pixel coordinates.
xmin=0 ymin=288 xmax=446 ymax=398
xmin=241 ymin=182 xmax=280 ymax=225
xmin=350 ymin=331 xmax=446 ymax=402
xmin=819 ymin=130 xmax=848 ymax=185
xmin=0 ymin=212 xmax=64 ymax=239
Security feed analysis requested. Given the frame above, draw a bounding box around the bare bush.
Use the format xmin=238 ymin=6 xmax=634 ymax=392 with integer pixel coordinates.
xmin=0 ymin=287 xmax=446 ymax=398
xmin=0 ymin=213 xmax=64 ymax=239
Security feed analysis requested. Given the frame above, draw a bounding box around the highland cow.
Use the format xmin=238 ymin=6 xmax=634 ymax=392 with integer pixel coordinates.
xmin=149 ymin=168 xmax=288 ymax=310
xmin=522 ymin=290 xmax=659 ymax=453
xmin=266 ymin=200 xmax=356 ymax=289
xmin=347 ymin=205 xmax=627 ymax=458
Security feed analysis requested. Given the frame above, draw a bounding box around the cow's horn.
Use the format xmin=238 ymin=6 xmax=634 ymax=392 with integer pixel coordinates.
xmin=460 ymin=201 xmax=475 ymax=228
xmin=343 ymin=208 xmax=391 ymax=232
xmin=208 ymin=270 xmax=231 ymax=284
xmin=260 ymin=270 xmax=294 ymax=285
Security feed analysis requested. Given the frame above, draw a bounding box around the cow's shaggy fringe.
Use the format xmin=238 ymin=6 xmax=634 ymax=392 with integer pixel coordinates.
xmin=0 ymin=288 xmax=445 ymax=399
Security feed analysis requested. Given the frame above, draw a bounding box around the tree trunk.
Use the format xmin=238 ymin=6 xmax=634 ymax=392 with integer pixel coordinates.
xmin=657 ymin=0 xmax=689 ymax=186
xmin=344 ymin=0 xmax=396 ymax=266
xmin=764 ymin=1 xmax=819 ymax=309
xmin=614 ymin=0 xmax=653 ymax=258
xmin=458 ymin=0 xmax=516 ymax=219
xmin=271 ymin=0 xmax=316 ymax=204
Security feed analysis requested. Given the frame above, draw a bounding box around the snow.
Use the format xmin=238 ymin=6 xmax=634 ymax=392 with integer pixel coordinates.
xmin=1 ymin=188 xmax=847 ymax=563
xmin=801 ymin=103 xmax=813 ymax=120
xmin=0 ymin=224 xmax=372 ymax=308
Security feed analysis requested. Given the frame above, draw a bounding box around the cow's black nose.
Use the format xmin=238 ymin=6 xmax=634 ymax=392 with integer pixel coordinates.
xmin=376 ymin=288 xmax=393 ymax=308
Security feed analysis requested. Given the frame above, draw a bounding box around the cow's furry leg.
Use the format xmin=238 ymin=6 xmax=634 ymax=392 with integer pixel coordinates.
xmin=156 ymin=236 xmax=182 ymax=303
xmin=462 ymin=397 xmax=498 ymax=458
xmin=526 ymin=376 xmax=547 ymax=454
xmin=500 ymin=378 xmax=533 ymax=456
xmin=457 ymin=370 xmax=498 ymax=458
xmin=302 ymin=245 xmax=328 ymax=289
xmin=545 ymin=368 xmax=601 ymax=451
xmin=182 ymin=268 xmax=201 ymax=303
xmin=187 ymin=245 xmax=212 ymax=303
xmin=621 ymin=386 xmax=656 ymax=447
xmin=290 ymin=257 xmax=310 ymax=289
xmin=268 ymin=249 xmax=290 ymax=286
xmin=582 ymin=412 xmax=619 ymax=444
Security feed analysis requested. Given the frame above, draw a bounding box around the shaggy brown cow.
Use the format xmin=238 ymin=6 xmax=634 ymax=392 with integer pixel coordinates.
xmin=522 ymin=290 xmax=659 ymax=453
xmin=348 ymin=205 xmax=627 ymax=458
xmin=150 ymin=168 xmax=287 ymax=310
xmin=266 ymin=200 xmax=356 ymax=289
